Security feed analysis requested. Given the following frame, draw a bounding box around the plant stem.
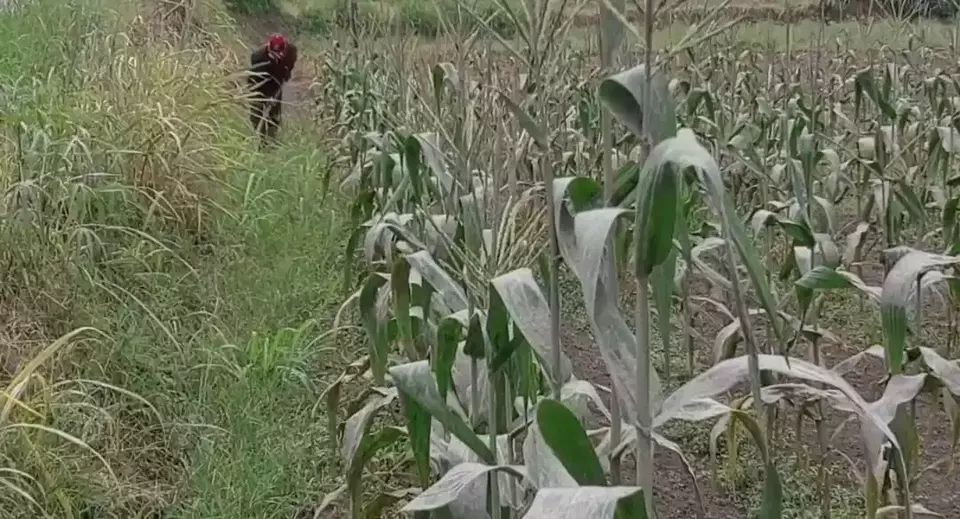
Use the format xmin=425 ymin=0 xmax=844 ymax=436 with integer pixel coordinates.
xmin=637 ymin=0 xmax=656 ymax=514
xmin=600 ymin=9 xmax=623 ymax=481
xmin=486 ymin=340 xmax=501 ymax=519
xmin=545 ymin=150 xmax=562 ymax=399
xmin=635 ymin=276 xmax=655 ymax=519
xmin=720 ymin=237 xmax=764 ymax=432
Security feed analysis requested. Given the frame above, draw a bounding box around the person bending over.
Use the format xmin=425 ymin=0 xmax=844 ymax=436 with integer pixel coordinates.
xmin=248 ymin=33 xmax=297 ymax=148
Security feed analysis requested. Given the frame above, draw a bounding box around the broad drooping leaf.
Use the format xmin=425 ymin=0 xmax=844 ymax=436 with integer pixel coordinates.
xmin=653 ymin=261 xmax=679 ymax=359
xmin=435 ymin=310 xmax=475 ymax=399
xmin=391 ymin=257 xmax=419 ymax=360
xmin=405 ymin=249 xmax=469 ymax=317
xmin=941 ymin=388 xmax=960 ymax=464
xmin=633 ymin=136 xmax=681 ymax=275
xmin=843 ymin=222 xmax=871 ymax=266
xmin=553 ymin=178 xmax=664 ymax=420
xmin=362 ymin=212 xmax=419 ymax=264
xmin=654 ymin=355 xmax=922 ymax=517
xmin=359 ymin=273 xmax=390 ymax=382
xmin=523 ymin=416 xmax=579 ymax=489
xmin=599 ymin=64 xmax=677 ymax=145
xmin=399 ymin=390 xmax=432 ymax=490
xmin=516 ymin=378 xmax=612 ymax=424
xmin=524 ymin=487 xmax=646 ymax=519
xmin=918 ymin=347 xmax=960 ymax=395
xmin=880 ymin=249 xmax=960 ymax=372
xmin=655 ymin=355 xmax=904 ymax=458
xmin=536 ymin=399 xmax=607 ymax=486
xmin=341 ymin=388 xmax=406 ymax=515
xmin=451 ymin=342 xmax=491 ymax=426
xmin=314 ymin=484 xmax=347 ymax=517
xmin=490 ymin=268 xmax=574 ymax=385
xmin=795 ymin=265 xmax=881 ymax=315
xmin=400 ymin=462 xmax=527 ymax=514
xmin=600 ymin=426 xmax=706 ymax=514
xmin=389 ymin=361 xmax=494 ymax=463
xmin=342 ymin=388 xmax=398 ymax=478
xmin=428 ymin=424 xmax=521 ymax=514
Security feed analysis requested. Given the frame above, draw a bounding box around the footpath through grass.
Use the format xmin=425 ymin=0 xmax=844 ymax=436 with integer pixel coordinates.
xmin=0 ymin=0 xmax=348 ymax=517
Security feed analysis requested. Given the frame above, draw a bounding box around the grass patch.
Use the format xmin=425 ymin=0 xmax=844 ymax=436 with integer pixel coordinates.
xmin=0 ymin=0 xmax=350 ymax=517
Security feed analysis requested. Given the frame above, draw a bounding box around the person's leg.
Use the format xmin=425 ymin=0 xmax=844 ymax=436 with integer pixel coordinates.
xmin=265 ymin=92 xmax=282 ymax=144
xmin=249 ymin=97 xmax=267 ymax=141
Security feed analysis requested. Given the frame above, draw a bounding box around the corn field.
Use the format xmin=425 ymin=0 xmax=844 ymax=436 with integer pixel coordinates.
xmin=320 ymin=1 xmax=960 ymax=518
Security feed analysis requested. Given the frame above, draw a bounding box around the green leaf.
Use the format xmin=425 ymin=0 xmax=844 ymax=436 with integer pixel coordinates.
xmin=413 ymin=132 xmax=454 ymax=200
xmin=551 ymin=181 xmax=664 ymax=419
xmin=892 ymin=180 xmax=926 ymax=226
xmin=359 ymin=273 xmax=390 ymax=383
xmin=855 ymin=68 xmax=897 ymax=120
xmin=941 ymin=389 xmax=960 ymax=461
xmin=490 ymin=268 xmax=574 ymax=385
xmin=435 ymin=312 xmax=467 ymax=399
xmin=320 ymin=377 xmax=343 ymax=451
xmin=634 ymin=157 xmax=680 ymax=275
xmin=463 ymin=311 xmax=485 ymax=359
xmin=392 ymin=258 xmax=418 ymax=360
xmin=611 ymin=161 xmax=641 ymax=207
xmin=891 ymin=405 xmax=919 ymax=484
xmin=777 ymin=218 xmax=815 ymax=247
xmin=499 ymin=92 xmax=547 ymax=149
xmin=399 ymin=393 xmax=432 ymax=490
xmin=536 ymin=400 xmax=607 ymax=486
xmin=343 ymin=225 xmax=366 ymax=295
xmin=651 ymin=244 xmax=677 ymax=379
xmin=794 ymin=266 xmax=853 ymax=314
xmin=389 ymin=361 xmax=495 ymax=463
xmin=943 ymin=197 xmax=959 ymax=243
xmin=432 ymin=62 xmax=457 ymax=105
xmin=758 ymin=459 xmax=783 ymax=519
xmin=486 ymin=282 xmax=514 ymax=372
xmin=343 ymin=391 xmax=403 ymax=503
xmin=403 ymin=135 xmax=424 ymax=202
xmin=796 ymin=266 xmax=855 ymax=291
xmin=522 ymin=417 xmax=578 ymax=488
xmin=600 ymin=65 xmax=677 ymax=145
xmin=881 ymin=250 xmax=960 ymax=373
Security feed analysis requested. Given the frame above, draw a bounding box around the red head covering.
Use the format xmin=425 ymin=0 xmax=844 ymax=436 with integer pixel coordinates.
xmin=268 ymin=33 xmax=286 ymax=53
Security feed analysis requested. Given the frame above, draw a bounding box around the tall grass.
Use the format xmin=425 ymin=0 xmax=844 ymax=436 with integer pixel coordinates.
xmin=0 ymin=0 xmax=348 ymax=517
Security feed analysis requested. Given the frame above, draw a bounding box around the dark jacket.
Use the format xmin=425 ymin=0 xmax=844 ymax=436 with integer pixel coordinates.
xmin=248 ymin=43 xmax=298 ymax=97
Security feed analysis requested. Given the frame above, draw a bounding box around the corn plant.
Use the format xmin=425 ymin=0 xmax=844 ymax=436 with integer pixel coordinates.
xmin=319 ymin=1 xmax=960 ymax=517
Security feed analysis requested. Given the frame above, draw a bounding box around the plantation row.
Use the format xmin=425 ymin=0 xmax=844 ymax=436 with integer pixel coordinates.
xmin=320 ymin=1 xmax=960 ymax=518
